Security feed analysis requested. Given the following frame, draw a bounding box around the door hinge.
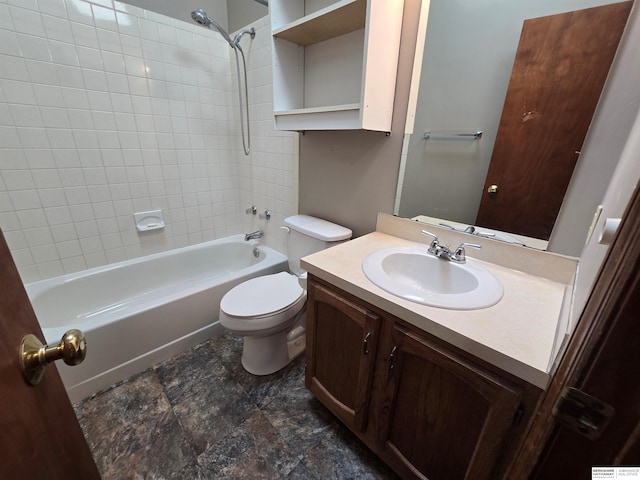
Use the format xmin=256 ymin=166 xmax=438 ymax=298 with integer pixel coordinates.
xmin=552 ymin=387 xmax=615 ymax=440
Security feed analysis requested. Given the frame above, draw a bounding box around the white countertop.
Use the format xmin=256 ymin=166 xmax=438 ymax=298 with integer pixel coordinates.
xmin=301 ymin=216 xmax=576 ymax=389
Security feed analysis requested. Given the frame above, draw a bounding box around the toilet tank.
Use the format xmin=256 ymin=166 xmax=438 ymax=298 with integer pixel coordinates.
xmin=284 ymin=215 xmax=352 ymax=276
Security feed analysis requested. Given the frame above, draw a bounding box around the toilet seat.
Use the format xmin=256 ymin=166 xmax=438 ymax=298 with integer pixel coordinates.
xmin=220 ymin=272 xmax=306 ymax=333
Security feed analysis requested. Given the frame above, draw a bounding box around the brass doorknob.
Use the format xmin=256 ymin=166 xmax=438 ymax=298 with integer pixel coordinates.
xmin=487 ymin=184 xmax=498 ymax=195
xmin=20 ymin=329 xmax=87 ymax=386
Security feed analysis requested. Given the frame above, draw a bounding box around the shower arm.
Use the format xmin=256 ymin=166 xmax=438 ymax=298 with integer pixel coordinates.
xmin=233 ymin=28 xmax=256 ymax=47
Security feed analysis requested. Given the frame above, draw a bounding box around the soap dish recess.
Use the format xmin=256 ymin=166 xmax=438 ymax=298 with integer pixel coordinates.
xmin=134 ymin=210 xmax=165 ymax=232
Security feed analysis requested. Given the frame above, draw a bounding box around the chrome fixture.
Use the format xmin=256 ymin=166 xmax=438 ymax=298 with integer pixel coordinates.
xmin=244 ymin=230 xmax=263 ymax=241
xmin=421 ymin=230 xmax=481 ymax=263
xmin=423 ymin=131 xmax=483 ymax=140
xmin=259 ymin=210 xmax=271 ymax=220
xmin=464 ymin=225 xmax=496 ymax=238
xmin=191 ymin=9 xmax=255 ymax=156
xmin=191 ymin=8 xmax=234 ymax=45
xmin=246 ymin=205 xmax=257 ymax=215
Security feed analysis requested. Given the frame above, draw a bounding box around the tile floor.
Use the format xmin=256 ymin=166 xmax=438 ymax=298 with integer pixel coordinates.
xmin=74 ymin=332 xmax=400 ymax=479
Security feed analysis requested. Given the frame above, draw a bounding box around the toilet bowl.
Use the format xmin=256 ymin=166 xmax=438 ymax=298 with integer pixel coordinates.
xmin=219 ymin=215 xmax=351 ymax=375
xmin=219 ymin=271 xmax=306 ymax=375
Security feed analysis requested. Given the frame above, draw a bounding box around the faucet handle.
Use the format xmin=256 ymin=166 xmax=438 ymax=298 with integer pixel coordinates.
xmin=245 ymin=206 xmax=257 ymax=215
xmin=421 ymin=230 xmax=438 ymax=243
xmin=259 ymin=210 xmax=271 ymax=220
xmin=452 ymin=242 xmax=481 ymax=263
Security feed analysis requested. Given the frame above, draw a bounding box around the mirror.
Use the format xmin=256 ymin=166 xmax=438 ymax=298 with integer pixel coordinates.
xmin=396 ymin=0 xmax=627 ymax=255
xmin=119 ymin=0 xmax=267 ymax=33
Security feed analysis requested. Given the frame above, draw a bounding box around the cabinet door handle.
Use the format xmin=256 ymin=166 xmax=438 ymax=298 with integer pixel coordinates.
xmin=362 ymin=332 xmax=371 ymax=355
xmin=389 ymin=345 xmax=398 ymax=371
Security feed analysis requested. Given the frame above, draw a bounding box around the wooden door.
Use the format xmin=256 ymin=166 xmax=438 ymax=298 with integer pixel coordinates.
xmin=305 ymin=279 xmax=381 ymax=432
xmin=378 ymin=325 xmax=523 ymax=480
xmin=475 ymin=2 xmax=632 ymax=239
xmin=0 ymin=229 xmax=100 ymax=478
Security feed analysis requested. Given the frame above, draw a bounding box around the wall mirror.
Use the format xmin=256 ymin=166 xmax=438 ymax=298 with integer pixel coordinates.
xmin=396 ymin=0 xmax=631 ymax=255
xmin=119 ymin=0 xmax=268 ymax=33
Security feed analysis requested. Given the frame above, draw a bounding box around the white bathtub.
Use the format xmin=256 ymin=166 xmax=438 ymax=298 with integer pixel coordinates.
xmin=26 ymin=235 xmax=288 ymax=403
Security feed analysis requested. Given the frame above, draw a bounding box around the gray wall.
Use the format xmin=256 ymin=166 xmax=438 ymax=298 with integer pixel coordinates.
xmin=122 ymin=0 xmax=229 ymax=29
xmin=227 ymin=0 xmax=268 ymax=33
xmin=298 ymin=0 xmax=424 ymax=237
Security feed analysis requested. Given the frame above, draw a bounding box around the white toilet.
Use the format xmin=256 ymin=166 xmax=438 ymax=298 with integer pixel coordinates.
xmin=219 ymin=215 xmax=351 ymax=375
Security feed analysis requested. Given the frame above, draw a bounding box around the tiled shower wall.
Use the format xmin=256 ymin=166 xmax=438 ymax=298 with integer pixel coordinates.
xmin=0 ymin=0 xmax=297 ymax=283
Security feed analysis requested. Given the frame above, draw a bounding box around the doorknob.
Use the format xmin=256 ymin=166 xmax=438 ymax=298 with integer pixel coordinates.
xmin=487 ymin=184 xmax=498 ymax=195
xmin=20 ymin=329 xmax=87 ymax=386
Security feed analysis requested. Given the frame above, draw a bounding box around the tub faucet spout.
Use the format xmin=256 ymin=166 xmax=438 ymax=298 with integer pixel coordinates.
xmin=244 ymin=230 xmax=263 ymax=241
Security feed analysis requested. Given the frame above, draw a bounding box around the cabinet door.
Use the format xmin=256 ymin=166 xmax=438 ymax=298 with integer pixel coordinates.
xmin=306 ymin=281 xmax=381 ymax=432
xmin=378 ymin=325 xmax=523 ymax=480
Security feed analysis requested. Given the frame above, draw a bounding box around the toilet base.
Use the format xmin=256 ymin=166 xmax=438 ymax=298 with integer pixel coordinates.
xmin=240 ymin=329 xmax=306 ymax=376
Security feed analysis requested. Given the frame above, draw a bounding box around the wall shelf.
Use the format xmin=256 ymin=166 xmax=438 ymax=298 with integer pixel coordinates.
xmin=272 ymin=0 xmax=366 ymax=47
xmin=270 ymin=0 xmax=404 ymax=132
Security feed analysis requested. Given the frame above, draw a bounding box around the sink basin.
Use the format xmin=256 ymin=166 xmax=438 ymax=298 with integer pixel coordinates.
xmin=362 ymin=246 xmax=504 ymax=310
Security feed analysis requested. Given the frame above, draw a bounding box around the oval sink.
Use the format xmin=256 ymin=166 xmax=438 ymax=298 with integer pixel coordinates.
xmin=362 ymin=246 xmax=503 ymax=310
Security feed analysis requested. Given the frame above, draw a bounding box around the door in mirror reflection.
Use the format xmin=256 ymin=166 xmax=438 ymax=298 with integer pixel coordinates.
xmin=476 ymin=2 xmax=631 ymax=240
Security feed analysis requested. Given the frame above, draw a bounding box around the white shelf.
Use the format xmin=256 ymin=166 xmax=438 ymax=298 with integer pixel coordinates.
xmin=270 ymin=0 xmax=404 ymax=132
xmin=275 ymin=103 xmax=361 ymax=115
xmin=273 ymin=0 xmax=366 ymax=47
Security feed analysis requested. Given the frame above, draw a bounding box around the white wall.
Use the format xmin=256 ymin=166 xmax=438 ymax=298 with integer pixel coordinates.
xmin=0 ymin=0 xmax=297 ymax=283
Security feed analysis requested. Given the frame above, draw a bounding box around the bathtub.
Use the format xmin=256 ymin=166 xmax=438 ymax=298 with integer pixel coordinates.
xmin=26 ymin=235 xmax=288 ymax=403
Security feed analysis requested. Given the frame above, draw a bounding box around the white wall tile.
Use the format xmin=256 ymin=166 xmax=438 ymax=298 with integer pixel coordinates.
xmin=1 ymin=2 xmax=297 ymax=282
xmin=43 ymin=15 xmax=75 ymax=44
xmin=38 ymin=0 xmax=67 ymax=19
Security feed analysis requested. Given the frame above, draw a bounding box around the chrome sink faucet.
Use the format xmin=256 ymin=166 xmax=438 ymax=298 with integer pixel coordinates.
xmin=421 ymin=230 xmax=481 ymax=263
xmin=244 ymin=230 xmax=263 ymax=241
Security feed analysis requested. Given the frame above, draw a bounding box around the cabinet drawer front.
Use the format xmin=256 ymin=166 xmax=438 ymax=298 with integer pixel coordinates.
xmin=306 ymin=282 xmax=381 ymax=432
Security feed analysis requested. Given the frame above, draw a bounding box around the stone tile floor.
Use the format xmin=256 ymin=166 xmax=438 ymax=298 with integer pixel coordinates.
xmin=74 ymin=332 xmax=400 ymax=479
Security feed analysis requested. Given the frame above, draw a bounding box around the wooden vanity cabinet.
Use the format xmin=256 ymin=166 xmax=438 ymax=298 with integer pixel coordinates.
xmin=305 ymin=280 xmax=381 ymax=432
xmin=306 ymin=276 xmax=542 ymax=480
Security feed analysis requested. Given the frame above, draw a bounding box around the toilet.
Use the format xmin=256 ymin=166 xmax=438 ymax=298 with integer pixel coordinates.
xmin=219 ymin=215 xmax=352 ymax=375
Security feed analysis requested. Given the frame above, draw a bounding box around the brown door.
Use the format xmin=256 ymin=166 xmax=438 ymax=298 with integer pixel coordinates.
xmin=475 ymin=2 xmax=631 ymax=239
xmin=0 ymin=229 xmax=100 ymax=478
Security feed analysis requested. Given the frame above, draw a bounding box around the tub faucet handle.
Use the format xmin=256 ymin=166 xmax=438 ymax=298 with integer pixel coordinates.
xmin=245 ymin=206 xmax=257 ymax=215
xmin=259 ymin=210 xmax=271 ymax=220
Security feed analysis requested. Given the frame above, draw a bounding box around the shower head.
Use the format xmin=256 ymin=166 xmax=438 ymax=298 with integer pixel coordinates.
xmin=191 ymin=8 xmax=235 ymax=47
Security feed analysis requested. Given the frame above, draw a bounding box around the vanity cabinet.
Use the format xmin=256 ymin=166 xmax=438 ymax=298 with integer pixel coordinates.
xmin=306 ymin=281 xmax=381 ymax=432
xmin=270 ymin=0 xmax=404 ymax=131
xmin=306 ymin=276 xmax=542 ymax=480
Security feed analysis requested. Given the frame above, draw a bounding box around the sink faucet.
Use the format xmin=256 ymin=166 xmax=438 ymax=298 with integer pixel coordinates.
xmin=421 ymin=230 xmax=481 ymax=263
xmin=244 ymin=230 xmax=263 ymax=241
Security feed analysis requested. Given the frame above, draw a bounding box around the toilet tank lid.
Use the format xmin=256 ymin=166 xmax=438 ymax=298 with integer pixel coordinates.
xmin=284 ymin=215 xmax=352 ymax=242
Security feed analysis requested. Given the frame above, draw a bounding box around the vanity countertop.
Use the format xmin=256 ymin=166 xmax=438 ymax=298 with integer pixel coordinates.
xmin=301 ymin=216 xmax=576 ymax=389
